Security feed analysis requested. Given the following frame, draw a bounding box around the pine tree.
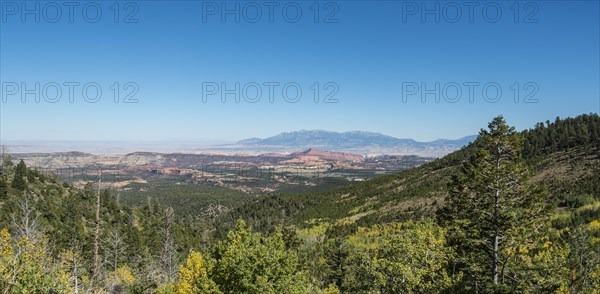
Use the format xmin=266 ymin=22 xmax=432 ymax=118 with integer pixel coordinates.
xmin=0 ymin=176 xmax=8 ymax=199
xmin=438 ymin=116 xmax=548 ymax=291
xmin=11 ymin=160 xmax=27 ymax=191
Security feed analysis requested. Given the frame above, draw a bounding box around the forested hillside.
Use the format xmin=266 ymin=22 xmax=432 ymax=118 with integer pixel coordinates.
xmin=215 ymin=114 xmax=600 ymax=292
xmin=219 ymin=114 xmax=600 ymax=231
xmin=0 ymin=114 xmax=599 ymax=293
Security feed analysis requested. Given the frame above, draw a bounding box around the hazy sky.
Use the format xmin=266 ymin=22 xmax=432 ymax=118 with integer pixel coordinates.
xmin=1 ymin=1 xmax=599 ymax=141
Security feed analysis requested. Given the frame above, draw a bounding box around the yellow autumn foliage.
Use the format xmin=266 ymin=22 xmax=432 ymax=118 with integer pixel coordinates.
xmin=116 ymin=265 xmax=136 ymax=285
xmin=173 ymin=251 xmax=220 ymax=294
xmin=589 ymin=219 xmax=600 ymax=230
xmin=0 ymin=228 xmax=72 ymax=293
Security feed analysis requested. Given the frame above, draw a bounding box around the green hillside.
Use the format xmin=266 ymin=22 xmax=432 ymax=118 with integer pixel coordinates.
xmin=211 ymin=114 xmax=600 ymax=293
xmin=0 ymin=113 xmax=598 ymax=293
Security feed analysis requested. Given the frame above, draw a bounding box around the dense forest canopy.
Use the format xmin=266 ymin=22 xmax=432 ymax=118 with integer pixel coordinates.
xmin=0 ymin=113 xmax=599 ymax=293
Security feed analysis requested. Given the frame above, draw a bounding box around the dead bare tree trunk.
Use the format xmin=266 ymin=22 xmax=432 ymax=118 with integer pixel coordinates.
xmin=493 ymin=190 xmax=500 ymax=285
xmin=492 ymin=149 xmax=501 ymax=285
xmin=103 ymin=229 xmax=127 ymax=291
xmin=66 ymin=247 xmax=82 ymax=294
xmin=74 ymin=258 xmax=79 ymax=294
xmin=93 ymin=172 xmax=102 ymax=281
xmin=161 ymin=207 xmax=177 ymax=283
xmin=12 ymin=193 xmax=40 ymax=242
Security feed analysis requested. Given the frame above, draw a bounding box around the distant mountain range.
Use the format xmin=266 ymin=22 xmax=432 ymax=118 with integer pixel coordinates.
xmin=236 ymin=130 xmax=476 ymax=157
xmin=3 ymin=131 xmax=476 ymax=157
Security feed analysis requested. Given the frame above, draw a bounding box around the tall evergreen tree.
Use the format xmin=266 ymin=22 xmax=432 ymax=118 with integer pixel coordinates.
xmin=438 ymin=116 xmax=548 ymax=291
xmin=0 ymin=176 xmax=8 ymax=199
xmin=11 ymin=160 xmax=27 ymax=191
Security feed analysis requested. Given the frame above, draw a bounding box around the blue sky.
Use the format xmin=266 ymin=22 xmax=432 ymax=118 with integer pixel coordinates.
xmin=1 ymin=0 xmax=599 ymax=142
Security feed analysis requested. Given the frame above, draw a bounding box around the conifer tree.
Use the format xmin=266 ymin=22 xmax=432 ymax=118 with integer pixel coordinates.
xmin=11 ymin=160 xmax=27 ymax=191
xmin=438 ymin=116 xmax=548 ymax=291
xmin=0 ymin=176 xmax=8 ymax=199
